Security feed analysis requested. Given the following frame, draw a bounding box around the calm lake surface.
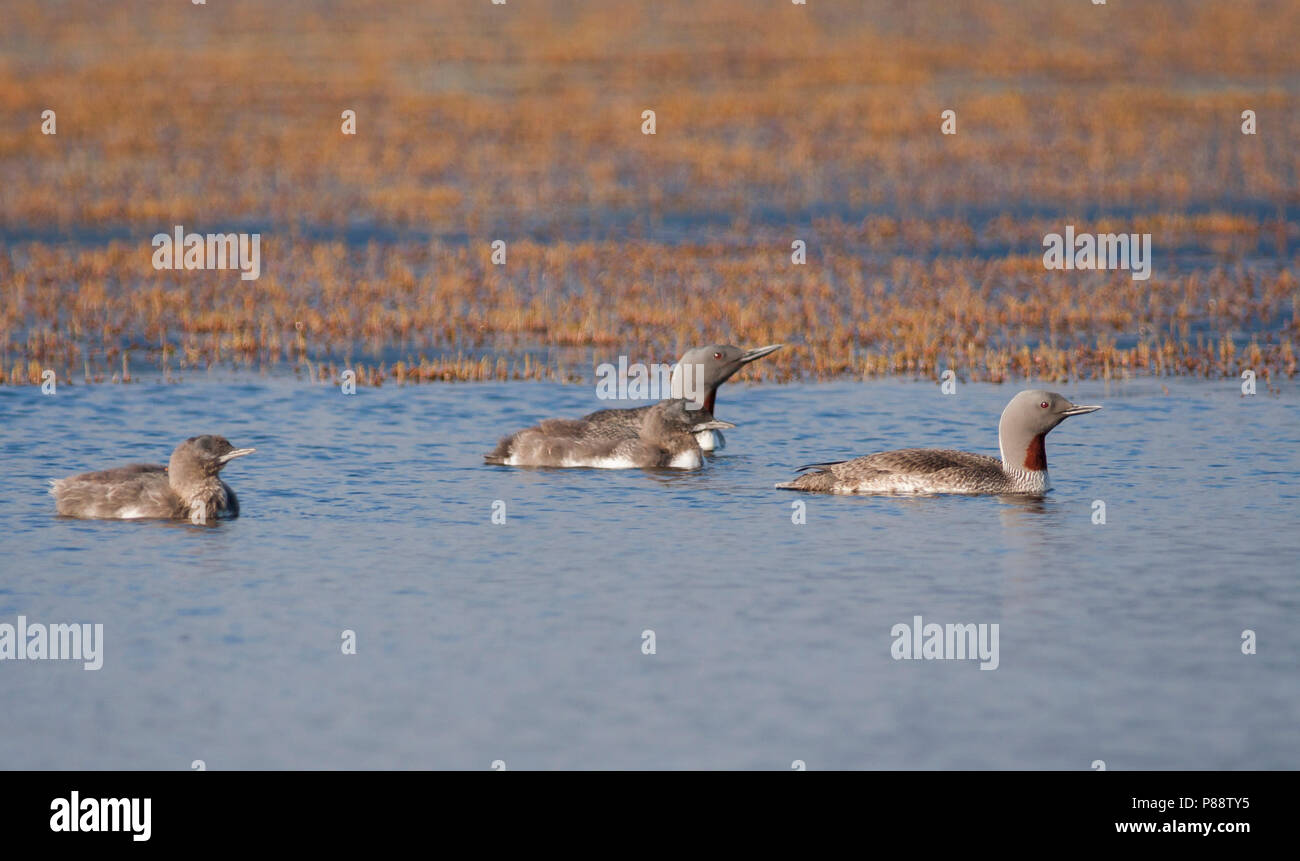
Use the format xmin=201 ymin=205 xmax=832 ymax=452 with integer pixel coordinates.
xmin=1 ymin=377 xmax=1297 ymax=769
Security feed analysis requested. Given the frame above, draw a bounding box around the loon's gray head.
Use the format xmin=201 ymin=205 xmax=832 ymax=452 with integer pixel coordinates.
xmin=997 ymin=390 xmax=1100 ymax=471
xmin=670 ymin=343 xmax=782 ymax=411
xmin=168 ymin=435 xmax=255 ymax=490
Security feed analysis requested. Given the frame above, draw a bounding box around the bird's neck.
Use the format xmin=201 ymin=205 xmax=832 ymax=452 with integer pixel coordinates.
xmin=1000 ymin=431 xmax=1048 ymax=475
xmin=669 ymin=362 xmax=716 ymax=412
xmin=173 ymin=476 xmax=226 ymax=524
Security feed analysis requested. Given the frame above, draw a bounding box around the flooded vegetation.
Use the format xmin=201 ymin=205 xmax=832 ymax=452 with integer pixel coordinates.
xmin=1 ymin=0 xmax=1297 ymax=385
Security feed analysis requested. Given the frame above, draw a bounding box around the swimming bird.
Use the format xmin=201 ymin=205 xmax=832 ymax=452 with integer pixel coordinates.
xmin=485 ymin=399 xmax=734 ymax=469
xmin=582 ymin=343 xmax=781 ymax=451
xmin=50 ymin=435 xmax=255 ymax=524
xmin=776 ymin=389 xmax=1100 ymax=495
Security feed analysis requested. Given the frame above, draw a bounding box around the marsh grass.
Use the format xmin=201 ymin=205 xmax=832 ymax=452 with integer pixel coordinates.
xmin=0 ymin=0 xmax=1296 ymax=385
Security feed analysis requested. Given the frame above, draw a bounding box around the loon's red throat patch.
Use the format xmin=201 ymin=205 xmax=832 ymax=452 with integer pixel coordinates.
xmin=1023 ymin=433 xmax=1047 ymax=471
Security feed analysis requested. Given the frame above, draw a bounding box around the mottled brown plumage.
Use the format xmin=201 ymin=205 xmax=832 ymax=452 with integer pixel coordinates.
xmin=777 ymin=390 xmax=1100 ymax=495
xmin=581 ymin=343 xmax=781 ymax=451
xmin=781 ymin=449 xmax=1010 ymax=494
xmin=485 ymin=399 xmax=733 ymax=469
xmin=50 ymin=435 xmax=255 ymax=524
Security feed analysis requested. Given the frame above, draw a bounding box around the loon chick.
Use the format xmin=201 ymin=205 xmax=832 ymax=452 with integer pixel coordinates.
xmin=582 ymin=343 xmax=782 ymax=451
xmin=485 ymin=399 xmax=734 ymax=469
xmin=776 ymin=390 xmax=1100 ymax=496
xmin=50 ymin=435 xmax=255 ymax=524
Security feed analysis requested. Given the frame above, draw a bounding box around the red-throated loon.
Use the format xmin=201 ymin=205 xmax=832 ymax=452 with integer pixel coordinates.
xmin=776 ymin=390 xmax=1100 ymax=495
xmin=582 ymin=343 xmax=781 ymax=451
xmin=485 ymin=399 xmax=734 ymax=469
xmin=50 ymin=435 xmax=255 ymax=524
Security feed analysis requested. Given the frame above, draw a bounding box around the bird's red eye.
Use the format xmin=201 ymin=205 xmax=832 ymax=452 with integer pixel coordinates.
xmin=1039 ymin=401 xmax=1049 ymax=408
xmin=713 ymin=352 xmax=722 ymax=359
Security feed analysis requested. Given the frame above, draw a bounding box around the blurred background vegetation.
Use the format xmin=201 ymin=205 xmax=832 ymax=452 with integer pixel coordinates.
xmin=1 ymin=0 xmax=1296 ymax=384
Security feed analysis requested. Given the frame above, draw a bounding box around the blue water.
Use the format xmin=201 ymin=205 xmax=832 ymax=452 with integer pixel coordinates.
xmin=0 ymin=377 xmax=1297 ymax=769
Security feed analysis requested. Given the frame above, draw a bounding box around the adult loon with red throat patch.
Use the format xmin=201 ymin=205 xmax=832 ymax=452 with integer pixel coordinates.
xmin=776 ymin=390 xmax=1100 ymax=495
xmin=485 ymin=399 xmax=733 ymax=469
xmin=50 ymin=435 xmax=255 ymax=524
xmin=583 ymin=343 xmax=781 ymax=451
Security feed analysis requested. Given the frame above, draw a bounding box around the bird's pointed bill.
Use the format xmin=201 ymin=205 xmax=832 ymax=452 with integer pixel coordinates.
xmin=219 ymin=448 xmax=257 ymax=463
